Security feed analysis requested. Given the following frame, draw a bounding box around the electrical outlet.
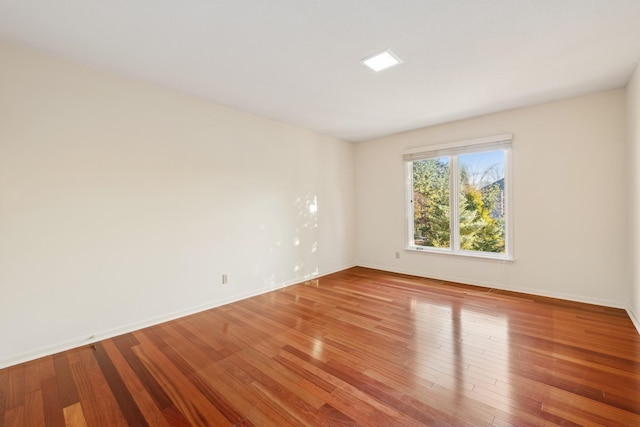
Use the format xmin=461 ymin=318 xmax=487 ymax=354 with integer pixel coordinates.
xmin=222 ymin=274 xmax=228 ymax=284
xmin=395 ymin=251 xmax=400 ymax=259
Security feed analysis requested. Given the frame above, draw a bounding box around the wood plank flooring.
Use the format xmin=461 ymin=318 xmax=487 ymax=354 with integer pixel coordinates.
xmin=1 ymin=267 xmax=639 ymax=426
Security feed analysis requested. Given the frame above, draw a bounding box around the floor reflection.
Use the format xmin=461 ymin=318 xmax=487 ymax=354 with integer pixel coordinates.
xmin=411 ymin=296 xmax=512 ymax=410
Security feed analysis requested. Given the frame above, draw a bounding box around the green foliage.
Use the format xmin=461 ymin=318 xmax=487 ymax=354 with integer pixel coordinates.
xmin=412 ymin=159 xmax=450 ymax=247
xmin=459 ymin=170 xmax=504 ymax=253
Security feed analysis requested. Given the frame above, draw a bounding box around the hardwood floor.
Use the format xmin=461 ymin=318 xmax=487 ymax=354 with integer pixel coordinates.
xmin=1 ymin=267 xmax=639 ymax=426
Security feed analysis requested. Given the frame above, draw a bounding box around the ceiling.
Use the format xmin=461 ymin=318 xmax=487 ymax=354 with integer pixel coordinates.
xmin=1 ymin=1 xmax=640 ymax=142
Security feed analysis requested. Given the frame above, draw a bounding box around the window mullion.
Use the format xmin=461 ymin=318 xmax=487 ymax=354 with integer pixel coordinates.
xmin=450 ymin=155 xmax=459 ymax=252
xmin=406 ymin=161 xmax=415 ymax=247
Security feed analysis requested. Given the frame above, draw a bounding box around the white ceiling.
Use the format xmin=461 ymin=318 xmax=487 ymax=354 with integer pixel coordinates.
xmin=1 ymin=1 xmax=640 ymax=142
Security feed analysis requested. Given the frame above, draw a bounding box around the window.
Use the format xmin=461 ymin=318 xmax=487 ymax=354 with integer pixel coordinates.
xmin=404 ymin=134 xmax=512 ymax=259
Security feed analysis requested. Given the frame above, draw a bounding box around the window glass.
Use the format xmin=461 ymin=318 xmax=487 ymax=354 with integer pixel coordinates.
xmin=458 ymin=151 xmax=505 ymax=254
xmin=412 ymin=157 xmax=450 ymax=248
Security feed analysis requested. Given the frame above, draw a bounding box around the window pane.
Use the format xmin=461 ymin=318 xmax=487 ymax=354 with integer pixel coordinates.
xmin=413 ymin=158 xmax=450 ymax=248
xmin=458 ymin=150 xmax=505 ymax=253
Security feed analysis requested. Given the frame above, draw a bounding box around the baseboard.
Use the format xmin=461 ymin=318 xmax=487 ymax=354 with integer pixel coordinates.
xmin=0 ymin=263 xmax=356 ymax=370
xmin=627 ymin=305 xmax=640 ymax=335
xmin=356 ymin=262 xmax=626 ymax=309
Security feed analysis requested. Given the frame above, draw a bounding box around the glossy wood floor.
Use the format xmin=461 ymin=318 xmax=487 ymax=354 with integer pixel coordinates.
xmin=1 ymin=267 xmax=639 ymax=426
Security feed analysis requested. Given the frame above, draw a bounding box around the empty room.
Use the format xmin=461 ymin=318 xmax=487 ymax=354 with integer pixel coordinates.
xmin=1 ymin=1 xmax=640 ymax=426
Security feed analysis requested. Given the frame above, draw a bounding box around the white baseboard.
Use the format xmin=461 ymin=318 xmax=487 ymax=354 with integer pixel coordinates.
xmin=5 ymin=261 xmax=633 ymax=369
xmin=356 ymin=262 xmax=626 ymax=309
xmin=0 ymin=263 xmax=356 ymax=370
xmin=627 ymin=306 xmax=640 ymax=335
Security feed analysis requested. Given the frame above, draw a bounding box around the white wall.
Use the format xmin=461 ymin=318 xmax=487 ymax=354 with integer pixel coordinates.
xmin=2 ymin=39 xmax=637 ymax=369
xmin=628 ymin=62 xmax=640 ymax=331
xmin=355 ymin=90 xmax=630 ymax=308
xmin=0 ymin=41 xmax=355 ymax=368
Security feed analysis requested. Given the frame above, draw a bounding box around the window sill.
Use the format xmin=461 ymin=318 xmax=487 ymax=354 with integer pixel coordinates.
xmin=405 ymin=246 xmax=515 ymax=262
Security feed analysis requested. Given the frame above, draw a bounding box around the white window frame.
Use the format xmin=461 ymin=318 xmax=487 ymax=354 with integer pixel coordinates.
xmin=404 ymin=134 xmax=514 ymax=260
